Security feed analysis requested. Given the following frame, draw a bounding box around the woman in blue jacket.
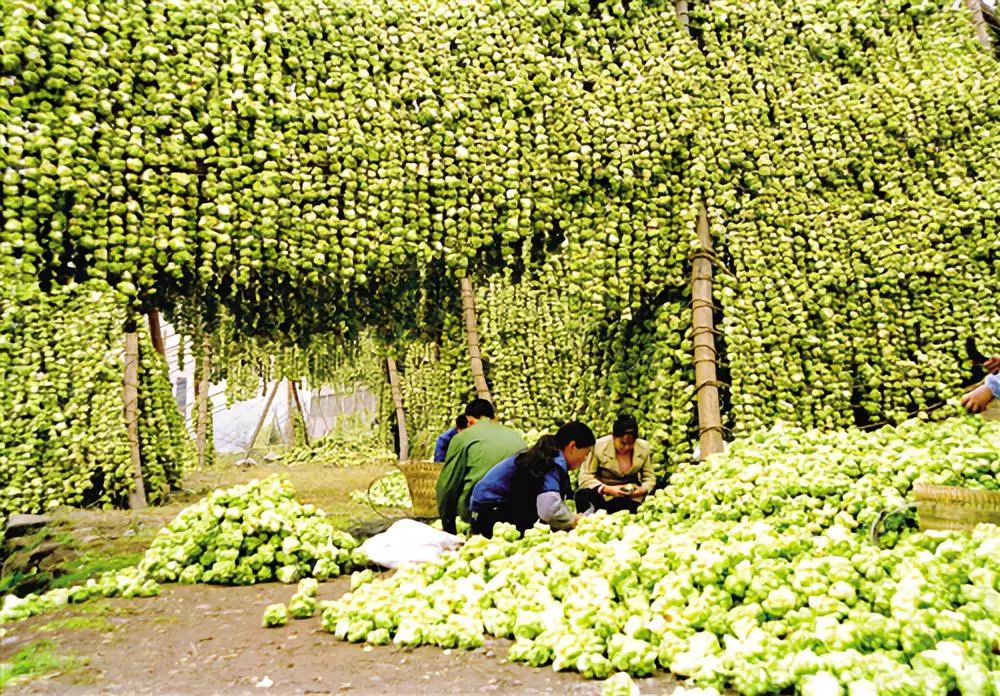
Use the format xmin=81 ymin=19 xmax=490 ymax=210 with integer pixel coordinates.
xmin=469 ymin=421 xmax=595 ymax=538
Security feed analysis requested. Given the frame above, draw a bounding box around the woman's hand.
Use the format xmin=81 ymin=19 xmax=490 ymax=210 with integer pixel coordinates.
xmin=985 ymin=355 xmax=1000 ymax=374
xmin=961 ymin=383 xmax=996 ymax=413
xmin=602 ymin=484 xmax=626 ymax=498
xmin=628 ymin=487 xmax=646 ymax=499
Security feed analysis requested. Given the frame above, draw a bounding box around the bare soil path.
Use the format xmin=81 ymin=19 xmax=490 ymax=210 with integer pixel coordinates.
xmin=2 ymin=456 xmax=681 ymax=694
xmin=1 ymin=579 xmax=680 ymax=695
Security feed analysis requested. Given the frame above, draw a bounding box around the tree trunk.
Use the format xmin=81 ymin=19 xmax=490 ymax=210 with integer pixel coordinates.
xmin=967 ymin=0 xmax=992 ymax=50
xmin=460 ymin=276 xmax=492 ymax=401
xmin=147 ymin=311 xmax=166 ymax=356
xmin=195 ymin=335 xmax=212 ymax=468
xmin=124 ymin=332 xmax=147 ymax=509
xmin=691 ymin=205 xmax=725 ymax=459
xmin=386 ymin=356 xmax=409 ymax=461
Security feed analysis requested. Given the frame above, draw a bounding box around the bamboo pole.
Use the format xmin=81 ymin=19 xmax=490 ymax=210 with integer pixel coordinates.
xmin=290 ymin=380 xmax=310 ymax=447
xmin=967 ymin=0 xmax=993 ymax=50
xmin=691 ymin=206 xmax=725 ymax=459
xmin=460 ymin=276 xmax=492 ymax=401
xmin=246 ymin=380 xmax=280 ymax=456
xmin=147 ymin=311 xmax=166 ymax=356
xmin=195 ymin=335 xmax=212 ymax=469
xmin=124 ymin=332 xmax=147 ymax=509
xmin=386 ymin=357 xmax=409 ymax=461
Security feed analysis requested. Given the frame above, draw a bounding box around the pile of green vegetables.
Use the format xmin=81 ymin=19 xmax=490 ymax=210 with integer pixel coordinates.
xmin=0 ymin=280 xmax=192 ymax=526
xmin=0 ymin=476 xmax=364 ymax=625
xmin=318 ymin=414 xmax=999 ymax=694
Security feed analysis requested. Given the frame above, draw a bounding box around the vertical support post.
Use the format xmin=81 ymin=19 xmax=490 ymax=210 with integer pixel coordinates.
xmin=691 ymin=205 xmax=725 ymax=459
xmin=247 ymin=380 xmax=281 ymax=456
xmin=285 ymin=378 xmax=296 ymax=445
xmin=195 ymin=335 xmax=211 ymax=469
xmin=967 ymin=0 xmax=993 ymax=50
xmin=387 ymin=356 xmax=409 ymax=462
xmin=290 ymin=380 xmax=310 ymax=447
xmin=460 ymin=276 xmax=492 ymax=402
xmin=147 ymin=311 xmax=166 ymax=356
xmin=124 ymin=331 xmax=147 ymax=509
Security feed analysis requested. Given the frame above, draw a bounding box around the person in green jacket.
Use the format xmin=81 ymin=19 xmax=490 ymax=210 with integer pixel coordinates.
xmin=435 ymin=398 xmax=526 ymax=534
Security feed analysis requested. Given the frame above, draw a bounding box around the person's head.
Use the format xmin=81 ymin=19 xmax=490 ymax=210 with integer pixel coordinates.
xmin=464 ymin=398 xmax=495 ymax=425
xmin=455 ymin=414 xmax=469 ymax=432
xmin=514 ymin=421 xmax=595 ymax=479
xmin=612 ymin=413 xmax=639 ymax=454
xmin=554 ymin=420 xmax=596 ymax=470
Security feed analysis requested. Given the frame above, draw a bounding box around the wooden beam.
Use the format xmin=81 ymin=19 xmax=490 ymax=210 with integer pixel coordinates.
xmin=290 ymin=380 xmax=310 ymax=447
xmin=124 ymin=332 xmax=147 ymax=509
xmin=386 ymin=357 xmax=409 ymax=462
xmin=460 ymin=276 xmax=492 ymax=401
xmin=967 ymin=0 xmax=993 ymax=51
xmin=691 ymin=205 xmax=725 ymax=459
xmin=246 ymin=380 xmax=280 ymax=456
xmin=147 ymin=311 xmax=166 ymax=356
xmin=195 ymin=335 xmax=212 ymax=468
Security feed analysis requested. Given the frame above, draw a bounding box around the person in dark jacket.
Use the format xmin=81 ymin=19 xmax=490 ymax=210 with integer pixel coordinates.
xmin=469 ymin=421 xmax=596 ymax=538
xmin=433 ymin=413 xmax=468 ymax=463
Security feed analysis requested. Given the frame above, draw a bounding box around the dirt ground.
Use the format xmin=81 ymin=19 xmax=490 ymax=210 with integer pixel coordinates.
xmin=0 ymin=578 xmax=681 ymax=695
xmin=1 ymin=457 xmax=682 ymax=694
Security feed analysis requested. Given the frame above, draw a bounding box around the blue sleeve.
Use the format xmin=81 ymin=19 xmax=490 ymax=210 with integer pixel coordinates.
xmin=434 ymin=428 xmax=457 ymax=463
xmin=986 ymin=373 xmax=1000 ymax=399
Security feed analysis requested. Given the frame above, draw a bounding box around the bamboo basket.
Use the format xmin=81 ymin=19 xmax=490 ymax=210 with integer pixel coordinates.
xmin=394 ymin=459 xmax=443 ymax=519
xmin=912 ymin=484 xmax=1000 ymax=532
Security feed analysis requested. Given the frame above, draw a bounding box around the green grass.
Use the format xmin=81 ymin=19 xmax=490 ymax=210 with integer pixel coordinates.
xmin=48 ymin=551 xmax=144 ymax=591
xmin=38 ymin=615 xmax=112 ymax=632
xmin=0 ymin=640 xmax=86 ymax=689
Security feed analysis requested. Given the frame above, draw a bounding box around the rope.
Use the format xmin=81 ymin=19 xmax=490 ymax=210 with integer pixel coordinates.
xmin=688 ymin=249 xmax=737 ymax=277
xmin=689 ymin=326 xmax=726 ymax=339
xmin=688 ymin=298 xmax=724 ymax=312
xmin=693 ymin=379 xmax=730 ymax=394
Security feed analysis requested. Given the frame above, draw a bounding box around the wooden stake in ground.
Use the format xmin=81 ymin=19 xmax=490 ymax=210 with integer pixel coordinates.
xmin=195 ymin=335 xmax=212 ymax=469
xmin=460 ymin=276 xmax=492 ymax=402
xmin=247 ymin=380 xmax=280 ymax=457
xmin=691 ymin=205 xmax=725 ymax=459
xmin=124 ymin=331 xmax=147 ymax=509
xmin=386 ymin=356 xmax=409 ymax=461
xmin=147 ymin=311 xmax=166 ymax=356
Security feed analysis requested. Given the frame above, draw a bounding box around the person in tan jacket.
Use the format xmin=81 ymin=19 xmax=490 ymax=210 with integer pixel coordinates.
xmin=574 ymin=413 xmax=655 ymax=514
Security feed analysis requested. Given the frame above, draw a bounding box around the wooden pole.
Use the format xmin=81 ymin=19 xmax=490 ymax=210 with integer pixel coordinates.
xmin=290 ymin=380 xmax=310 ymax=447
xmin=967 ymin=0 xmax=993 ymax=50
xmin=147 ymin=311 xmax=166 ymax=356
xmin=386 ymin=356 xmax=409 ymax=461
xmin=285 ymin=378 xmax=296 ymax=445
xmin=691 ymin=205 xmax=725 ymax=459
xmin=247 ymin=380 xmax=281 ymax=455
xmin=124 ymin=331 xmax=147 ymax=509
xmin=195 ymin=335 xmax=212 ymax=468
xmin=460 ymin=276 xmax=492 ymax=401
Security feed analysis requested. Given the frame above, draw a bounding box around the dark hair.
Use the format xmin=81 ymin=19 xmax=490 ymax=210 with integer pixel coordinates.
xmin=515 ymin=421 xmax=595 ymax=479
xmin=612 ymin=413 xmax=639 ymax=438
xmin=465 ymin=398 xmax=495 ymax=419
xmin=455 ymin=414 xmax=469 ymax=430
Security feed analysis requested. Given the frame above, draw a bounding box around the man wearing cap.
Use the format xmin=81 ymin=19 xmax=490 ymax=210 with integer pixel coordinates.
xmin=575 ymin=413 xmax=655 ymax=515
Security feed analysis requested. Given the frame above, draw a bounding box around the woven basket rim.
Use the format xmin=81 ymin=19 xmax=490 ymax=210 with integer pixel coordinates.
xmin=913 ymin=484 xmax=1000 ymax=510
